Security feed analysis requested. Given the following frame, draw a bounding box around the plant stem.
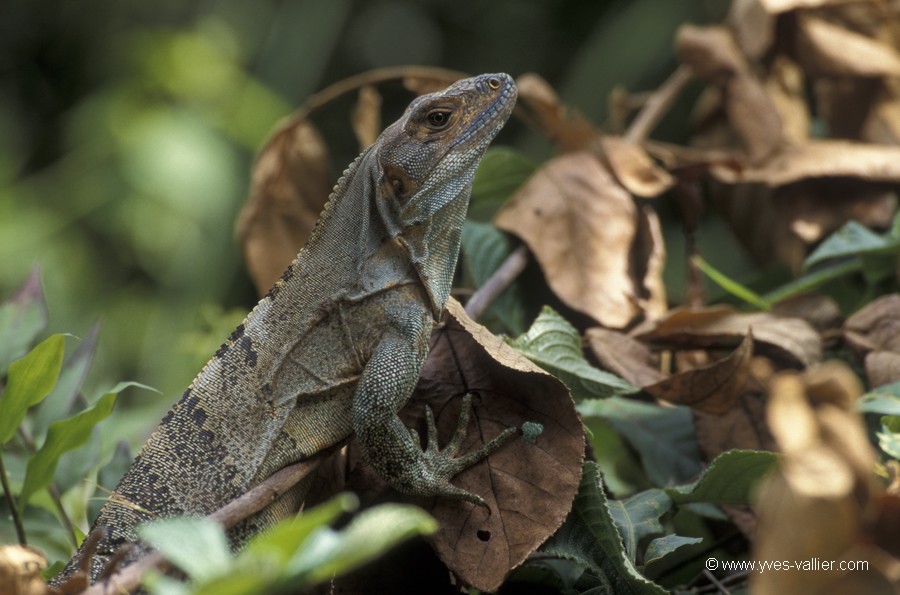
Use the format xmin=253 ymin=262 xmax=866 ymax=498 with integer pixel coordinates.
xmin=0 ymin=451 xmax=27 ymax=544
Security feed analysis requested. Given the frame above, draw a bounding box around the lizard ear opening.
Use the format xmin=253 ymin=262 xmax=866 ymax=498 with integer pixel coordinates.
xmin=382 ymin=164 xmax=417 ymax=205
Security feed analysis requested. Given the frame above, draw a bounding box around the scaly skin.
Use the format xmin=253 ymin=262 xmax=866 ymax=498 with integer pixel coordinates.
xmin=52 ymin=73 xmax=518 ymax=585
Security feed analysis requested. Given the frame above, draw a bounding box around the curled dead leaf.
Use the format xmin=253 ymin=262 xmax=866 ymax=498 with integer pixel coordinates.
xmin=797 ymin=12 xmax=900 ymax=78
xmin=494 ymin=151 xmax=646 ymax=328
xmin=585 ymin=327 xmax=666 ymax=387
xmin=0 ymin=545 xmax=49 ymax=595
xmin=599 ymin=135 xmax=674 ymax=198
xmin=845 ymin=294 xmax=900 ymax=355
xmin=344 ymin=298 xmax=584 ymax=592
xmin=645 ymin=333 xmax=753 ymax=415
xmin=676 ymin=24 xmax=782 ymax=161
xmin=727 ymin=0 xmax=776 ymax=59
xmin=636 ymin=305 xmax=822 ymax=367
xmin=757 ymin=0 xmax=859 ymax=11
xmin=351 ymin=85 xmax=382 ymax=151
xmin=764 ymin=56 xmax=810 ymax=145
xmin=752 ymin=362 xmax=891 ymax=594
xmin=236 ymin=118 xmax=332 ymax=295
xmin=514 ymin=73 xmax=599 ymax=151
xmin=710 ymin=140 xmax=900 ymax=186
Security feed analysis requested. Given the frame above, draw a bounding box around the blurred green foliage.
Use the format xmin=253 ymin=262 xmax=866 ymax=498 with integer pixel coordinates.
xmin=0 ymin=0 xmax=723 ymax=437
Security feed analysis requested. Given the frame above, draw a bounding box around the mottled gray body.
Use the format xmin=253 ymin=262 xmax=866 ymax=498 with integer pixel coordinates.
xmin=54 ymin=73 xmax=517 ymax=584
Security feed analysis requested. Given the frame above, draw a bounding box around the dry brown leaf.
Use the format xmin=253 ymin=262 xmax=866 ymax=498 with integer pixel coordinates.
xmin=515 ymin=73 xmax=599 ymax=151
xmin=694 ymin=393 xmax=776 ymax=461
xmin=599 ymin=135 xmax=674 ymax=198
xmin=342 ymin=298 xmax=584 ymax=592
xmin=866 ymin=351 xmax=900 ymax=387
xmin=236 ymin=118 xmax=332 ymax=295
xmin=758 ymin=0 xmax=864 ymax=11
xmin=862 ymin=79 xmax=900 ymax=144
xmin=765 ymin=55 xmax=810 ymax=145
xmin=634 ymin=205 xmax=669 ymax=321
xmin=636 ymin=305 xmax=822 ymax=366
xmin=402 ymin=69 xmax=467 ymax=96
xmin=751 ymin=362 xmax=894 ymax=594
xmin=772 ymin=293 xmax=842 ymax=333
xmin=711 ymin=139 xmax=900 ymax=185
xmin=351 ymin=85 xmax=382 ymax=150
xmin=0 ymin=545 xmax=49 ymax=595
xmin=676 ymin=24 xmax=783 ymax=161
xmin=494 ymin=151 xmax=641 ymax=328
xmin=797 ymin=12 xmax=900 ymax=78
xmin=645 ymin=333 xmax=753 ymax=414
xmin=585 ymin=327 xmax=666 ymax=387
xmin=845 ymin=294 xmax=900 ymax=354
xmin=728 ymin=0 xmax=776 ymax=59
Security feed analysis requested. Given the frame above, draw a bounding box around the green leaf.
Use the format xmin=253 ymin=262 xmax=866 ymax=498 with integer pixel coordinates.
xmin=859 ymin=383 xmax=900 ymax=416
xmin=0 ymin=334 xmax=66 ymax=445
xmin=461 ymin=221 xmax=528 ymax=334
xmin=31 ymin=323 xmax=101 ymax=440
xmin=579 ymin=397 xmax=702 ymax=486
xmin=666 ymin=450 xmax=778 ymax=506
xmin=0 ymin=267 xmax=48 ymax=373
xmin=242 ymin=492 xmax=358 ymax=563
xmin=286 ymin=503 xmax=438 ymax=584
xmin=804 ymin=220 xmax=900 ymax=270
xmin=643 ymin=534 xmax=702 ymax=566
xmin=510 ymin=307 xmax=637 ymax=399
xmin=470 ymin=147 xmax=535 ymax=221
xmin=19 ymin=382 xmax=149 ymax=508
xmin=542 ymin=462 xmax=666 ymax=594
xmin=139 ymin=517 xmax=232 ymax=583
xmin=607 ymin=489 xmax=672 ymax=563
xmin=877 ymin=416 xmax=900 ymax=460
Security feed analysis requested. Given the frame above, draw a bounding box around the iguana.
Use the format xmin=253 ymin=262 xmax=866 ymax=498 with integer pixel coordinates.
xmin=52 ymin=72 xmax=519 ymax=585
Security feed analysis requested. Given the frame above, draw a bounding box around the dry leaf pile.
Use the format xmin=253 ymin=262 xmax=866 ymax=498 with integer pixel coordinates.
xmin=135 ymin=0 xmax=900 ymax=592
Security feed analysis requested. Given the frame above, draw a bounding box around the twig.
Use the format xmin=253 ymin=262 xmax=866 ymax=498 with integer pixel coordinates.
xmin=0 ymin=452 xmax=26 ymax=544
xmin=624 ymin=65 xmax=692 ymax=143
xmin=81 ymin=457 xmax=322 ymax=595
xmin=464 ymin=245 xmax=530 ymax=321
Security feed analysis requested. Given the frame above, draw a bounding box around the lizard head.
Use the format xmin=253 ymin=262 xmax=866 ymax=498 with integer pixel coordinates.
xmin=375 ymin=73 xmax=517 ymax=221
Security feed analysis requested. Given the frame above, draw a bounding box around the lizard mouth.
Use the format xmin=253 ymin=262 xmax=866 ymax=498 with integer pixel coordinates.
xmin=451 ymin=73 xmax=517 ymax=149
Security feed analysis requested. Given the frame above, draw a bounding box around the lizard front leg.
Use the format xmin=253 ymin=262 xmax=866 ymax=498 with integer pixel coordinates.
xmin=352 ymin=325 xmax=516 ymax=507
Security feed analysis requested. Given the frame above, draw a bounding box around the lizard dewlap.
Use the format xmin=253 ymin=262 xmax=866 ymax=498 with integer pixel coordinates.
xmin=52 ymin=73 xmax=518 ymax=585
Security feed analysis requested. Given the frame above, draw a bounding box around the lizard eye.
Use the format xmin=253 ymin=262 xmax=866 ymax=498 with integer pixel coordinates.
xmin=425 ymin=109 xmax=452 ymax=130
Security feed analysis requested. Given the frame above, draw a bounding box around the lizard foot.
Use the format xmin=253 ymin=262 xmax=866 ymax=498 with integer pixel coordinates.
xmin=418 ymin=393 xmax=519 ymax=509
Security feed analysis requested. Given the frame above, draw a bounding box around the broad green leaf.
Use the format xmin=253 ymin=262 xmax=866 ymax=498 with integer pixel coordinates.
xmin=470 ymin=147 xmax=536 ymax=221
xmin=31 ymin=323 xmax=101 ymax=440
xmin=242 ymin=492 xmax=358 ymax=563
xmin=0 ymin=267 xmax=48 ymax=373
xmin=607 ymin=489 xmax=672 ymax=563
xmin=461 ymin=221 xmax=528 ymax=334
xmin=579 ymin=397 xmax=702 ymax=486
xmin=287 ymin=503 xmax=438 ymax=584
xmin=643 ymin=534 xmax=702 ymax=566
xmin=804 ymin=220 xmax=900 ymax=270
xmin=0 ymin=334 xmax=65 ymax=444
xmin=139 ymin=517 xmax=232 ymax=583
xmin=877 ymin=416 xmax=900 ymax=460
xmin=19 ymin=382 xmax=148 ymax=507
xmin=859 ymin=383 xmax=900 ymax=416
xmin=666 ymin=450 xmax=778 ymax=506
xmin=542 ymin=462 xmax=666 ymax=594
xmin=510 ymin=307 xmax=637 ymax=399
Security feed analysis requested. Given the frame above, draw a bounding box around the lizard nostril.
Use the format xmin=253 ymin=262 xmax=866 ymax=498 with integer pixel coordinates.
xmin=487 ymin=77 xmax=500 ymax=90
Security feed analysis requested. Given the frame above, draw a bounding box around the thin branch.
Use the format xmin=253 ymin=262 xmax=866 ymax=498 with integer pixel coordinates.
xmin=0 ymin=452 xmax=26 ymax=544
xmin=464 ymin=245 xmax=530 ymax=321
xmin=17 ymin=425 xmax=78 ymax=547
xmin=624 ymin=65 xmax=692 ymax=143
xmin=80 ymin=457 xmax=322 ymax=595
